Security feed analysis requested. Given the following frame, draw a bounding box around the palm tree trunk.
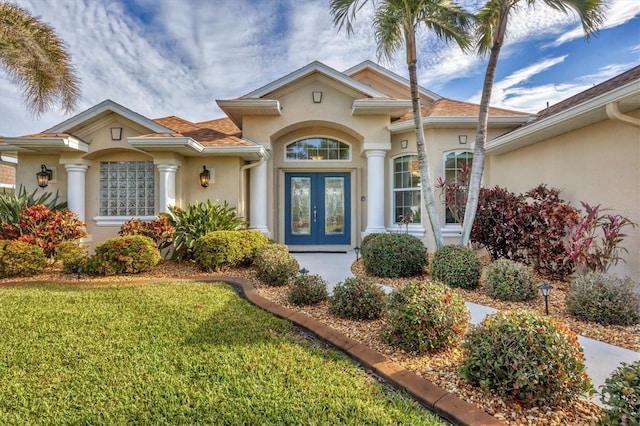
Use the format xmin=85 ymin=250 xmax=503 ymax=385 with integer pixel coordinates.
xmin=459 ymin=17 xmax=507 ymax=247
xmin=406 ymin=30 xmax=444 ymax=248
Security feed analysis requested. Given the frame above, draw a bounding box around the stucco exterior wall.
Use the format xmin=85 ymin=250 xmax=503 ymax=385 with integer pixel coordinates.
xmin=487 ymin=115 xmax=640 ymax=279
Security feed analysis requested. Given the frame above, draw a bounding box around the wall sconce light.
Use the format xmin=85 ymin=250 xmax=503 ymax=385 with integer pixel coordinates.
xmin=111 ymin=127 xmax=123 ymax=141
xmin=36 ymin=164 xmax=53 ymax=188
xmin=400 ymin=140 xmax=408 ymax=149
xmin=312 ymin=91 xmax=323 ymax=103
xmin=199 ymin=165 xmax=211 ymax=188
xmin=458 ymin=135 xmax=468 ymax=144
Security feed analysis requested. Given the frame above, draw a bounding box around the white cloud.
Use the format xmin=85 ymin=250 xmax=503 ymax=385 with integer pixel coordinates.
xmin=551 ymin=0 xmax=640 ymax=46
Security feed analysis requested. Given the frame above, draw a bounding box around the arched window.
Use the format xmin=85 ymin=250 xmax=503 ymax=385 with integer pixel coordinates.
xmin=443 ymin=150 xmax=473 ymax=225
xmin=392 ymin=155 xmax=421 ymax=224
xmin=285 ymin=138 xmax=350 ymax=161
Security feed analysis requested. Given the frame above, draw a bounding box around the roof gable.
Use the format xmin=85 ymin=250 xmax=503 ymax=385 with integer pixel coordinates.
xmin=344 ymin=60 xmax=442 ymax=101
xmin=242 ymin=61 xmax=388 ymax=99
xmin=46 ymin=99 xmax=173 ymax=135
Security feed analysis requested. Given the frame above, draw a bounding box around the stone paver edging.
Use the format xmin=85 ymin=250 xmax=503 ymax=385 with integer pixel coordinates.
xmin=218 ymin=276 xmax=504 ymax=426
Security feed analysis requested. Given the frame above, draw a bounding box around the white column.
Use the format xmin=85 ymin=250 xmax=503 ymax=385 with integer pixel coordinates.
xmin=249 ymin=159 xmax=270 ymax=236
xmin=156 ymin=164 xmax=178 ymax=213
xmin=65 ymin=164 xmax=88 ymax=222
xmin=365 ymin=150 xmax=387 ymax=234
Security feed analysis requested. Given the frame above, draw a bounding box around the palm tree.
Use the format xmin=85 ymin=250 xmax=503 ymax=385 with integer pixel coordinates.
xmin=459 ymin=0 xmax=604 ymax=246
xmin=331 ymin=0 xmax=473 ymax=249
xmin=0 ymin=1 xmax=80 ymax=116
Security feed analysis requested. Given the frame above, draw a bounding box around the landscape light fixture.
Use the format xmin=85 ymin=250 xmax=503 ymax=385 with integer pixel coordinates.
xmin=199 ymin=165 xmax=211 ymax=188
xmin=299 ymin=267 xmax=309 ymax=275
xmin=36 ymin=164 xmax=53 ymax=188
xmin=458 ymin=135 xmax=468 ymax=144
xmin=538 ymin=282 xmax=553 ymax=315
xmin=354 ymin=246 xmax=360 ymax=261
xmin=312 ymin=91 xmax=323 ymax=103
xmin=110 ymin=127 xmax=123 ymax=141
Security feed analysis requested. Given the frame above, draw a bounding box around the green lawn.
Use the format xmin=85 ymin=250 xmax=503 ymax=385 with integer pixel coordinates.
xmin=0 ymin=282 xmax=444 ymax=425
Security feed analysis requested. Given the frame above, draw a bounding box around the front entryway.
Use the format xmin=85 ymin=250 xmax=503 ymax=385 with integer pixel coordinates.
xmin=285 ymin=172 xmax=351 ymax=245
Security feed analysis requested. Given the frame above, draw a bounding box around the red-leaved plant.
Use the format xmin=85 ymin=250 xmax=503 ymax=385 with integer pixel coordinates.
xmin=565 ymin=202 xmax=637 ymax=274
xmin=0 ymin=204 xmax=86 ymax=257
xmin=118 ymin=214 xmax=174 ymax=251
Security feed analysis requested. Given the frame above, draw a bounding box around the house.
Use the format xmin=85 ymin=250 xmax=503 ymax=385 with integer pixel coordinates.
xmin=1 ymin=60 xmax=637 ymax=278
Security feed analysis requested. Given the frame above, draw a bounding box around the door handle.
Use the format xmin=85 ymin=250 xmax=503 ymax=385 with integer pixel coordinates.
xmin=313 ymin=206 xmax=317 ymax=223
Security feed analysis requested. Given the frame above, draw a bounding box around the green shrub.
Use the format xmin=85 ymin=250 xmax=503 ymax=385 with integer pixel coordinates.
xmin=430 ymin=245 xmax=482 ymax=289
xmin=598 ymin=361 xmax=640 ymax=426
xmin=55 ymin=241 xmax=88 ymax=274
xmin=485 ymin=259 xmax=537 ymax=301
xmin=329 ymin=277 xmax=386 ymax=320
xmin=168 ymin=200 xmax=246 ymax=261
xmin=194 ymin=230 xmax=268 ymax=271
xmin=460 ymin=311 xmax=592 ymax=406
xmin=0 ymin=240 xmax=47 ymax=277
xmin=254 ymin=244 xmax=299 ymax=286
xmin=384 ymin=280 xmax=469 ymax=353
xmin=359 ymin=233 xmax=382 ymax=257
xmin=287 ymin=274 xmax=328 ymax=306
xmin=566 ymin=273 xmax=640 ymax=326
xmin=85 ymin=236 xmax=160 ymax=275
xmin=362 ymin=233 xmax=428 ymax=278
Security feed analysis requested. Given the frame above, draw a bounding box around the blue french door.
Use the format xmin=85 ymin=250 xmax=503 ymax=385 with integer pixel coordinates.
xmin=285 ymin=172 xmax=351 ymax=245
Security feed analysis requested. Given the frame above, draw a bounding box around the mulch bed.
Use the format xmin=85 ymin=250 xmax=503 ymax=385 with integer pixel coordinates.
xmin=5 ymin=258 xmax=638 ymax=425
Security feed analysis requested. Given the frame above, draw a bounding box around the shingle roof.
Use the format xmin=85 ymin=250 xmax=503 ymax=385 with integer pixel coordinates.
xmin=397 ymin=98 xmax=530 ymax=122
xmin=535 ymin=65 xmax=640 ymax=120
xmin=151 ymin=116 xmax=251 ymax=147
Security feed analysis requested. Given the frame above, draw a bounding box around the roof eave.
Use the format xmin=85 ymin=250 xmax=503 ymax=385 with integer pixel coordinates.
xmin=352 ymin=99 xmax=412 ymax=118
xmin=486 ymin=80 xmax=640 ymax=155
xmin=0 ymin=136 xmax=89 ymax=153
xmin=388 ymin=116 xmax=531 ymax=134
xmin=128 ymin=137 xmax=204 ymax=153
xmin=215 ymin=99 xmax=282 ymax=129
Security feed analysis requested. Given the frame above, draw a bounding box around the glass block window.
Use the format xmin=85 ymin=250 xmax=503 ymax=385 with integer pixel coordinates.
xmin=393 ymin=155 xmax=421 ymax=224
xmin=443 ymin=151 xmax=473 ymax=224
xmin=99 ymin=161 xmax=155 ymax=216
xmin=285 ymin=138 xmax=350 ymax=161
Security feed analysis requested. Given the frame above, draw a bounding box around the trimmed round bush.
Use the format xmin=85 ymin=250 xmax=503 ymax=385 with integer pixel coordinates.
xmin=598 ymin=361 xmax=640 ymax=426
xmin=362 ymin=233 xmax=428 ymax=278
xmin=460 ymin=311 xmax=592 ymax=406
xmin=194 ymin=230 xmax=269 ymax=271
xmin=430 ymin=245 xmax=482 ymax=289
xmin=384 ymin=280 xmax=469 ymax=353
xmin=359 ymin=233 xmax=382 ymax=257
xmin=254 ymin=243 xmax=299 ymax=286
xmin=329 ymin=277 xmax=386 ymax=320
xmin=566 ymin=273 xmax=640 ymax=326
xmin=0 ymin=240 xmax=47 ymax=278
xmin=485 ymin=259 xmax=537 ymax=301
xmin=85 ymin=236 xmax=161 ymax=275
xmin=55 ymin=240 xmax=88 ymax=274
xmin=287 ymin=274 xmax=328 ymax=306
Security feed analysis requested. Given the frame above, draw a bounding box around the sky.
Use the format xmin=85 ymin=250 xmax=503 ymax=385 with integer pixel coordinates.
xmin=0 ymin=0 xmax=638 ymax=137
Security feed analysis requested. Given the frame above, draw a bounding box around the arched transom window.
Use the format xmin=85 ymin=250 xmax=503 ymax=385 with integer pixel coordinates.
xmin=285 ymin=138 xmax=350 ymax=161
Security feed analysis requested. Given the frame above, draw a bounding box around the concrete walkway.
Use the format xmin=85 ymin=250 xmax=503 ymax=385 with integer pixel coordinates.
xmin=291 ymin=250 xmax=640 ymax=408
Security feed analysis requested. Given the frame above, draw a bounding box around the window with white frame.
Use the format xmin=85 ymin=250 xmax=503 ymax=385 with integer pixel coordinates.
xmin=99 ymin=161 xmax=155 ymax=216
xmin=285 ymin=138 xmax=350 ymax=161
xmin=393 ymin=155 xmax=421 ymax=224
xmin=443 ymin=151 xmax=472 ymax=225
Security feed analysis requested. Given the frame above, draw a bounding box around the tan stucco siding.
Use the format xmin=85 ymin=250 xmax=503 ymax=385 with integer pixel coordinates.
xmin=181 ymin=156 xmax=242 ymax=209
xmin=16 ymin=154 xmax=66 ymax=199
xmin=487 ymin=117 xmax=640 ymax=279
